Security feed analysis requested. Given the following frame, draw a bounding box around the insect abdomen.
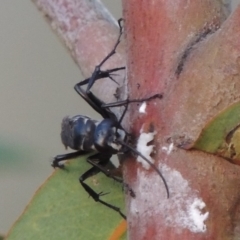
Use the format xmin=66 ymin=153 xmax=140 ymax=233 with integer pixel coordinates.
xmin=61 ymin=115 xmax=97 ymax=151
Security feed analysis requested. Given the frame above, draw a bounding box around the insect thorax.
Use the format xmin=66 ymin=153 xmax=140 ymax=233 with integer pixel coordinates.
xmin=61 ymin=116 xmax=126 ymax=153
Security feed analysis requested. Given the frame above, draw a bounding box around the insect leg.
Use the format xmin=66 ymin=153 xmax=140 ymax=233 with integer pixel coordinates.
xmin=74 ymin=83 xmax=116 ymax=120
xmin=74 ymin=19 xmax=125 ymax=120
xmin=101 ymin=93 xmax=163 ymax=108
xmin=79 ymin=166 xmax=126 ymax=219
xmin=74 ymin=18 xmax=124 ymax=97
xmin=87 ymin=153 xmax=123 ymax=183
xmin=52 ymin=151 xmax=89 ymax=168
xmin=87 ymin=153 xmax=136 ymax=198
xmin=104 ymin=93 xmax=163 ymax=132
xmin=74 ymin=66 xmax=125 ymax=120
xmin=77 ymin=67 xmax=125 ymax=89
xmin=86 ymin=18 xmax=124 ymax=92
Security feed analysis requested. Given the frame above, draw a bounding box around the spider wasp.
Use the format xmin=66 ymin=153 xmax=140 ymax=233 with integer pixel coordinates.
xmin=52 ymin=19 xmax=169 ymax=219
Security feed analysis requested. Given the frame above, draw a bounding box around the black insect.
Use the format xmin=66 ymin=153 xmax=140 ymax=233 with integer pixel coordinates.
xmin=52 ymin=19 xmax=169 ymax=219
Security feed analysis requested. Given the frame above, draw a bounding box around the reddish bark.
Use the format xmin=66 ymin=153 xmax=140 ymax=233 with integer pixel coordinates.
xmin=122 ymin=0 xmax=240 ymax=239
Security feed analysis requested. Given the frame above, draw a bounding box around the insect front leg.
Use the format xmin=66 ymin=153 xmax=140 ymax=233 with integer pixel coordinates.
xmin=74 ymin=83 xmax=116 ymax=120
xmin=52 ymin=151 xmax=88 ymax=169
xmin=85 ymin=18 xmax=124 ymax=92
xmin=101 ymin=93 xmax=163 ymax=108
xmin=74 ymin=18 xmax=125 ymax=121
xmin=77 ymin=67 xmax=125 ymax=90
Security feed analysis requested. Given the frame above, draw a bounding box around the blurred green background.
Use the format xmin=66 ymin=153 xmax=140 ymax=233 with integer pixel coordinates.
xmin=0 ymin=0 xmax=239 ymax=235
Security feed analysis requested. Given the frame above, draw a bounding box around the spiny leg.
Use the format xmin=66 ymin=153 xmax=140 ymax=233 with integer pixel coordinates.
xmin=74 ymin=19 xmax=125 ymax=121
xmin=87 ymin=153 xmax=135 ymax=197
xmin=77 ymin=67 xmax=125 ymax=88
xmin=74 ymin=83 xmax=117 ymax=120
xmin=86 ymin=18 xmax=124 ymax=92
xmin=74 ymin=19 xmax=125 ymax=119
xmin=79 ymin=166 xmax=126 ymax=219
xmin=87 ymin=153 xmax=122 ymax=184
xmin=53 ymin=152 xmax=126 ymax=217
xmin=74 ymin=18 xmax=124 ymax=99
xmin=52 ymin=151 xmax=89 ymax=168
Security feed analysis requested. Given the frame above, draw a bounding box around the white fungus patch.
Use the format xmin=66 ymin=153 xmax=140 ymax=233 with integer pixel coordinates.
xmin=162 ymin=142 xmax=174 ymax=155
xmin=136 ymin=128 xmax=156 ymax=170
xmin=129 ymin=164 xmax=209 ymax=234
xmin=139 ymin=101 xmax=147 ymax=113
xmin=188 ymin=198 xmax=209 ymax=232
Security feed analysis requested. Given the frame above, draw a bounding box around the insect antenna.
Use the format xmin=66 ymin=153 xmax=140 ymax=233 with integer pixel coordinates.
xmin=117 ymin=139 xmax=170 ymax=198
xmin=100 ymin=94 xmax=169 ymax=197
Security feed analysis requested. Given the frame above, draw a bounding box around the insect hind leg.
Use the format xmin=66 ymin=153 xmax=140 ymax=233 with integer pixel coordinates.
xmin=87 ymin=153 xmax=136 ymax=198
xmin=79 ymin=166 xmax=126 ymax=219
xmin=87 ymin=153 xmax=123 ymax=184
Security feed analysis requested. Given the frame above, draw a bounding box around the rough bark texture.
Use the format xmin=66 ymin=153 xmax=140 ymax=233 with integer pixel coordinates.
xmin=122 ymin=0 xmax=240 ymax=239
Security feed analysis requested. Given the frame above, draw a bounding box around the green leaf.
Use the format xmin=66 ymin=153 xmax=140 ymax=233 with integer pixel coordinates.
xmin=191 ymin=102 xmax=240 ymax=163
xmin=6 ymin=157 xmax=127 ymax=240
